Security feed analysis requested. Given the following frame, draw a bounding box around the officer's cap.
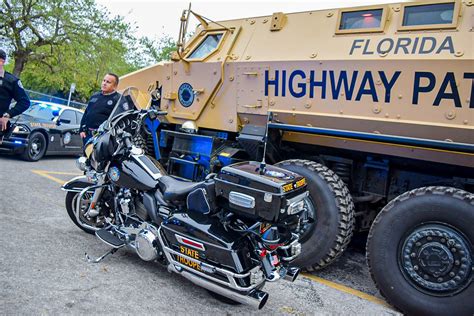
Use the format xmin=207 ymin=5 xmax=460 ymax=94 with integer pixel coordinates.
xmin=0 ymin=49 xmax=6 ymax=60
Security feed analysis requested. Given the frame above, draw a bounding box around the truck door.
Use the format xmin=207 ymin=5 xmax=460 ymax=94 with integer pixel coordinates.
xmin=236 ymin=65 xmax=269 ymax=116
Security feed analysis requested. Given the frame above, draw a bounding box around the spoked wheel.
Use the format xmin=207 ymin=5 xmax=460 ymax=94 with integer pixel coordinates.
xmin=22 ymin=131 xmax=47 ymax=161
xmin=65 ymin=191 xmax=108 ymax=234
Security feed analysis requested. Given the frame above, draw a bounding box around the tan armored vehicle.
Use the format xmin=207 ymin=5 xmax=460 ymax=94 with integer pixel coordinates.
xmin=120 ymin=1 xmax=473 ymax=314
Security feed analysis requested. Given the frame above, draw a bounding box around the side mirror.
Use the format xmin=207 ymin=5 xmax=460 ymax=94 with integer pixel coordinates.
xmin=57 ymin=118 xmax=71 ymax=125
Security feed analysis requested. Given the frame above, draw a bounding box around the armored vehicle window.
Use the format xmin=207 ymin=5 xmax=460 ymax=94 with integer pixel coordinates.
xmin=403 ymin=3 xmax=454 ymax=26
xmin=399 ymin=2 xmax=459 ymax=30
xmin=188 ymin=33 xmax=223 ymax=59
xmin=339 ymin=9 xmax=383 ymax=30
xmin=336 ymin=7 xmax=387 ymax=34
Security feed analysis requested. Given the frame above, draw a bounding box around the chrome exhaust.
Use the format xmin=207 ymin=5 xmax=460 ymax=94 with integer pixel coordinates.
xmin=179 ymin=269 xmax=269 ymax=309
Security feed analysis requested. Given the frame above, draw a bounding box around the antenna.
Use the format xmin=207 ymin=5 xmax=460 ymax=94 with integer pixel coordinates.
xmin=260 ymin=111 xmax=273 ymax=175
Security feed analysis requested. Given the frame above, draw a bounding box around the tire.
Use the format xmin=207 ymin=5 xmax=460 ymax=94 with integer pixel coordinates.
xmin=275 ymin=159 xmax=355 ymax=270
xmin=367 ymin=187 xmax=474 ymax=315
xmin=65 ymin=191 xmax=106 ymax=234
xmin=22 ymin=131 xmax=47 ymax=161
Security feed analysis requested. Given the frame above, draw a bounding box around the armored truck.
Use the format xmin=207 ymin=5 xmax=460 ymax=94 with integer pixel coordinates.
xmin=120 ymin=1 xmax=473 ymax=314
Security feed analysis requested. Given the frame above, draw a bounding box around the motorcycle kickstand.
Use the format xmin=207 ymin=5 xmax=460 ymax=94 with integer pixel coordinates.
xmin=85 ymin=246 xmax=122 ymax=263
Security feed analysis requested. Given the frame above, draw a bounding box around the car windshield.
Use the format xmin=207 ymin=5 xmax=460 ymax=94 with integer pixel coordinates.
xmin=106 ymin=87 xmax=151 ymax=123
xmin=23 ymin=102 xmax=61 ymax=120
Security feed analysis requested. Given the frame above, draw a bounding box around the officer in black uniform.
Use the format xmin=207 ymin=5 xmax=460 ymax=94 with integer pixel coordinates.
xmin=0 ymin=49 xmax=30 ymax=131
xmin=80 ymin=73 xmax=121 ymax=145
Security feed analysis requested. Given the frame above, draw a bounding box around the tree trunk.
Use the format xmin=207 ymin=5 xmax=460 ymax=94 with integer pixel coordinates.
xmin=12 ymin=53 xmax=27 ymax=77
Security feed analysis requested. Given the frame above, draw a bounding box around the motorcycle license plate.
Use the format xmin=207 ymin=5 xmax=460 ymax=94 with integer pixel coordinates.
xmin=176 ymin=246 xmax=202 ymax=272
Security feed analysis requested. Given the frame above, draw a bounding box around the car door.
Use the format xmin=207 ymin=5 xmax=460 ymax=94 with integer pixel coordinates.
xmin=57 ymin=109 xmax=82 ymax=151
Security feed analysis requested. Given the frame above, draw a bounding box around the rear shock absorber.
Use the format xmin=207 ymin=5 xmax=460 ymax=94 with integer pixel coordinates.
xmin=332 ymin=162 xmax=352 ymax=186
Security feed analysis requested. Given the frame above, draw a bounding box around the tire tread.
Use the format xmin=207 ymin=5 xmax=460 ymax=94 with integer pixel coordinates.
xmin=277 ymin=159 xmax=355 ymax=270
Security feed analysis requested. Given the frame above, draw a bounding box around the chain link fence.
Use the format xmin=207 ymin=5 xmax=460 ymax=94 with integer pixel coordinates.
xmin=25 ymin=89 xmax=87 ymax=110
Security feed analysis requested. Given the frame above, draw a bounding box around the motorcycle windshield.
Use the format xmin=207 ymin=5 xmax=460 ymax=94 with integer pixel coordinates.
xmin=106 ymin=87 xmax=151 ymax=124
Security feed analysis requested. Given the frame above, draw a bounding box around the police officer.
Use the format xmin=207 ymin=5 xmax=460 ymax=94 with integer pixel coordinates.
xmin=80 ymin=73 xmax=121 ymax=144
xmin=0 ymin=49 xmax=30 ymax=131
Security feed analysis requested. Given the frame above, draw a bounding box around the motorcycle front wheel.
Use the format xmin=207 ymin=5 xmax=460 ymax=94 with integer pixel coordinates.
xmin=65 ymin=191 xmax=109 ymax=234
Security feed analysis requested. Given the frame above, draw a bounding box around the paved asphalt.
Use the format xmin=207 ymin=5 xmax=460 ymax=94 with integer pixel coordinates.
xmin=0 ymin=155 xmax=400 ymax=315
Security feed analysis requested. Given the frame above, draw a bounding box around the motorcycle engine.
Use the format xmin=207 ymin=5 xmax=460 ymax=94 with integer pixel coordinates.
xmin=135 ymin=228 xmax=159 ymax=261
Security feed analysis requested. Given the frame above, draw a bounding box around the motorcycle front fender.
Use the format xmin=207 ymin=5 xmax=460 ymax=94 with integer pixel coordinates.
xmin=61 ymin=175 xmax=95 ymax=193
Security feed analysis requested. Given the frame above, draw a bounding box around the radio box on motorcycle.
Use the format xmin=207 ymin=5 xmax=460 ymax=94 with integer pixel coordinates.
xmin=215 ymin=161 xmax=307 ymax=222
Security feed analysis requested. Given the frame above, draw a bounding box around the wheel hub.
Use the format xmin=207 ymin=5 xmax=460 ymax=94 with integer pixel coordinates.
xmin=401 ymin=224 xmax=472 ymax=295
xmin=417 ymin=243 xmax=453 ymax=277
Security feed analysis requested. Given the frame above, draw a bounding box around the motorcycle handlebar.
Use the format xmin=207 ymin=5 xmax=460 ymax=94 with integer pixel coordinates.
xmin=145 ymin=109 xmax=168 ymax=121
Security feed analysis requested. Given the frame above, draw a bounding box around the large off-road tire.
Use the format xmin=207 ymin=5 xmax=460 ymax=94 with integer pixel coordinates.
xmin=21 ymin=131 xmax=47 ymax=161
xmin=367 ymin=187 xmax=474 ymax=315
xmin=276 ymin=159 xmax=355 ymax=270
xmin=65 ymin=191 xmax=106 ymax=234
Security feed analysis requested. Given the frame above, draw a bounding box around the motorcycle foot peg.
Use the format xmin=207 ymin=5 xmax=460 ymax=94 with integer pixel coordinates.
xmin=282 ymin=266 xmax=300 ymax=282
xmin=85 ymin=247 xmax=119 ymax=263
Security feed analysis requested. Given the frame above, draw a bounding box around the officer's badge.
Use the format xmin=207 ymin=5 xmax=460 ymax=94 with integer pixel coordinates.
xmin=0 ymin=79 xmax=3 ymax=86
xmin=122 ymin=102 xmax=129 ymax=110
xmin=17 ymin=80 xmax=24 ymax=89
xmin=63 ymin=132 xmax=72 ymax=145
xmin=107 ymin=100 xmax=113 ymax=105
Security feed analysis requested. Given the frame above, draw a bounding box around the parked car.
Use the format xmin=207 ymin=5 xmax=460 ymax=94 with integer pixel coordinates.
xmin=0 ymin=100 xmax=84 ymax=161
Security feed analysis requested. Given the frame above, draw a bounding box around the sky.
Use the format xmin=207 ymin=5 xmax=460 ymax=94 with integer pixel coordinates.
xmin=96 ymin=0 xmax=409 ymax=41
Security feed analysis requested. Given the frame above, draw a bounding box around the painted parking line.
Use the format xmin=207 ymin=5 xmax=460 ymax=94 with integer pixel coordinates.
xmin=31 ymin=169 xmax=393 ymax=310
xmin=301 ymin=273 xmax=392 ymax=308
xmin=31 ymin=169 xmax=81 ymax=185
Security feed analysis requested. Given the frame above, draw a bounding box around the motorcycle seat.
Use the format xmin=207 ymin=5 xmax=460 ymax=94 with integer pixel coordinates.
xmin=158 ymin=176 xmax=204 ymax=201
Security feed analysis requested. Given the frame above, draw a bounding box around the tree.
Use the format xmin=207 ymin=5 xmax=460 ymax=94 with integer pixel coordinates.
xmin=137 ymin=35 xmax=177 ymax=66
xmin=0 ymin=0 xmax=177 ymax=100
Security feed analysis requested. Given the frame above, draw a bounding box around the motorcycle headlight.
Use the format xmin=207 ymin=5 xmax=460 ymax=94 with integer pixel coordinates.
xmin=75 ymin=156 xmax=88 ymax=171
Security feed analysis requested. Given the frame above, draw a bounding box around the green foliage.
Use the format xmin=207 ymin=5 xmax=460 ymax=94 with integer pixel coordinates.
xmin=0 ymin=0 xmax=176 ymax=101
xmin=137 ymin=35 xmax=177 ymax=66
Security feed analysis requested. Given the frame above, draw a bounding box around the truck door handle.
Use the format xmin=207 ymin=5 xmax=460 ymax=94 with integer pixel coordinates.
xmin=242 ymin=99 xmax=263 ymax=108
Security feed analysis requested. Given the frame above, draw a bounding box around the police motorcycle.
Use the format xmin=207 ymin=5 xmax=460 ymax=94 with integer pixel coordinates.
xmin=62 ymin=87 xmax=309 ymax=309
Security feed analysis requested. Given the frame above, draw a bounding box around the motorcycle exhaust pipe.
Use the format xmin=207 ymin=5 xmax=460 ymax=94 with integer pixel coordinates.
xmin=178 ymin=269 xmax=269 ymax=309
xmin=282 ymin=266 xmax=300 ymax=282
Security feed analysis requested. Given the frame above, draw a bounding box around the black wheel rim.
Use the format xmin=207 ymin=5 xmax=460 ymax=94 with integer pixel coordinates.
xmin=296 ymin=196 xmax=317 ymax=243
xmin=29 ymin=134 xmax=44 ymax=159
xmin=399 ymin=223 xmax=473 ymax=296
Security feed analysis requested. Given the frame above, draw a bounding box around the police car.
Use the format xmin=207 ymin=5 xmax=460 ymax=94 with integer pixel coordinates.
xmin=0 ymin=100 xmax=84 ymax=161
